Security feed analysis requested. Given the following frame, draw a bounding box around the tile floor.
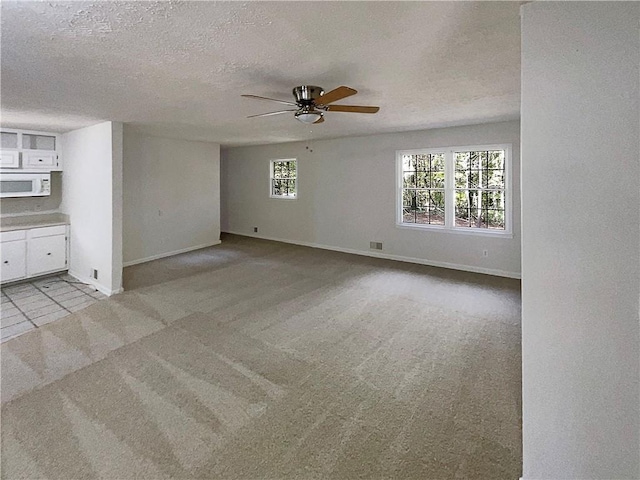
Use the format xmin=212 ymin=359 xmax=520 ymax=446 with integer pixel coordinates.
xmin=1 ymin=274 xmax=107 ymax=342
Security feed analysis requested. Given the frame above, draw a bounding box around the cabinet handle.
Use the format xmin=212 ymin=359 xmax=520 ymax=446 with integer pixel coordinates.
xmin=3 ymin=261 xmax=8 ymax=264
xmin=47 ymin=252 xmax=51 ymax=255
xmin=38 ymin=159 xmax=43 ymax=162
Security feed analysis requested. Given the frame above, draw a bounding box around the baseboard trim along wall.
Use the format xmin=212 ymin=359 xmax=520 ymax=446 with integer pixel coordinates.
xmin=223 ymin=231 xmax=521 ymax=279
xmin=68 ymin=271 xmax=124 ymax=297
xmin=122 ymin=241 xmax=223 ymax=268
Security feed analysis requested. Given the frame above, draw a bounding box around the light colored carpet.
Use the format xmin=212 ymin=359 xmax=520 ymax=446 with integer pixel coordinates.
xmin=1 ymin=234 xmax=522 ymax=479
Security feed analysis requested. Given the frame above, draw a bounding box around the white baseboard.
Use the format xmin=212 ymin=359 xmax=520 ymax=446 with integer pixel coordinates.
xmin=123 ymin=241 xmax=222 ymax=268
xmin=223 ymin=231 xmax=521 ymax=279
xmin=68 ymin=271 xmax=123 ymax=297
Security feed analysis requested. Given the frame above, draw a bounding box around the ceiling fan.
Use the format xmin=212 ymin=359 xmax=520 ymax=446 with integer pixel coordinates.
xmin=242 ymin=85 xmax=380 ymax=124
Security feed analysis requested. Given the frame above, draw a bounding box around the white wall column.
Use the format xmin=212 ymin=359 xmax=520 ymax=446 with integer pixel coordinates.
xmin=60 ymin=121 xmax=124 ymax=295
xmin=521 ymin=3 xmax=639 ymax=478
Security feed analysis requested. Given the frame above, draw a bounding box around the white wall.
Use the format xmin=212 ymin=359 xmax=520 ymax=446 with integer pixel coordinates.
xmin=521 ymin=3 xmax=639 ymax=479
xmin=122 ymin=127 xmax=220 ymax=265
xmin=222 ymin=120 xmax=521 ymax=277
xmin=60 ymin=121 xmax=123 ymax=295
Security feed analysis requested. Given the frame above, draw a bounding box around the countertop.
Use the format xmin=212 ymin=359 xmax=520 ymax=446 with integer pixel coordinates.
xmin=0 ymin=213 xmax=69 ymax=232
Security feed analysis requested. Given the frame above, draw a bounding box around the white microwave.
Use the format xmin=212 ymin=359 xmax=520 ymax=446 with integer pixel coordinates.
xmin=0 ymin=172 xmax=51 ymax=198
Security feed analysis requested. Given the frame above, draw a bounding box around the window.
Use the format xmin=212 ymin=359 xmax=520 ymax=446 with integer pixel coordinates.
xmin=397 ymin=145 xmax=511 ymax=234
xmin=270 ymin=159 xmax=297 ymax=199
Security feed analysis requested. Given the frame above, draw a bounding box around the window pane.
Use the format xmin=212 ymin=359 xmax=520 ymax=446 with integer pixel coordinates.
xmin=416 ymin=172 xmax=428 ymax=188
xmin=402 ymin=155 xmax=415 ymax=171
xmin=455 ymin=190 xmax=481 ymax=227
xmin=403 ymin=172 xmax=416 ymax=188
xmin=414 ymin=190 xmax=445 ymax=225
xmin=403 ymin=189 xmax=414 ymax=208
xmin=431 ymin=153 xmax=445 ymax=171
xmin=416 ymin=155 xmax=429 ymax=172
xmin=483 ymin=190 xmax=504 ymax=210
xmin=403 ymin=206 xmax=415 ymax=223
xmin=272 ymin=179 xmax=282 ymax=195
xmin=455 ymin=152 xmax=469 ymax=171
xmin=1 ymin=132 xmax=18 ymax=149
xmin=486 ymin=150 xmax=504 ymax=170
xmin=287 ymin=161 xmax=296 ymax=178
xmin=483 ymin=209 xmax=505 ymax=229
xmin=428 ymin=170 xmax=445 ymax=188
xmin=22 ymin=133 xmax=55 ymax=150
xmin=287 ymin=179 xmax=297 ymax=196
xmin=454 ymin=189 xmax=505 ymax=229
xmin=485 ymin=169 xmax=504 ymax=189
xmin=273 ymin=162 xmax=282 ymax=178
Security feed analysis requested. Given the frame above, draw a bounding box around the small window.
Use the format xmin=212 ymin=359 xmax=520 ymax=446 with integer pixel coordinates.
xmin=270 ymin=159 xmax=297 ymax=199
xmin=397 ymin=145 xmax=511 ymax=235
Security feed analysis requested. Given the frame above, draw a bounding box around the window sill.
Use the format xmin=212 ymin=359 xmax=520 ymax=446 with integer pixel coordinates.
xmin=270 ymin=195 xmax=297 ymax=200
xmin=395 ymin=222 xmax=513 ymax=238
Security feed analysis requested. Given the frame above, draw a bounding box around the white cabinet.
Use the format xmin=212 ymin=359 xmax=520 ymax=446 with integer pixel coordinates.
xmin=0 ymin=151 xmax=20 ymax=168
xmin=27 ymin=226 xmax=67 ymax=276
xmin=1 ymin=131 xmax=21 ymax=168
xmin=1 ymin=238 xmax=27 ymax=283
xmin=23 ymin=152 xmax=59 ymax=170
xmin=0 ymin=129 xmax=61 ymax=172
xmin=1 ymin=225 xmax=68 ymax=284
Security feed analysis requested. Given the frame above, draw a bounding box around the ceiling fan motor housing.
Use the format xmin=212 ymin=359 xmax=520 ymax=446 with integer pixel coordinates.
xmin=293 ymin=86 xmax=324 ymax=106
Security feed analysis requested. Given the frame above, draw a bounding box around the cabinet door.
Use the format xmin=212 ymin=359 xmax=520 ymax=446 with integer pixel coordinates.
xmin=21 ymin=133 xmax=56 ymax=151
xmin=23 ymin=151 xmax=58 ymax=169
xmin=1 ymin=240 xmax=27 ymax=283
xmin=0 ymin=150 xmax=20 ymax=168
xmin=28 ymin=235 xmax=67 ymax=276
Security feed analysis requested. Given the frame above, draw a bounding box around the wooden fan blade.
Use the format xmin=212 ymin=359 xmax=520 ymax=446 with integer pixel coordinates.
xmin=315 ymin=86 xmax=357 ymax=105
xmin=313 ymin=116 xmax=325 ymax=124
xmin=326 ymin=105 xmax=380 ymax=114
xmin=247 ymin=110 xmax=297 ymax=118
xmin=242 ymin=94 xmax=298 ymax=107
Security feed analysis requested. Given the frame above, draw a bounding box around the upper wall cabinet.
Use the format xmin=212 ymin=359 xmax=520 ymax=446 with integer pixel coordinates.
xmin=0 ymin=129 xmax=62 ymax=171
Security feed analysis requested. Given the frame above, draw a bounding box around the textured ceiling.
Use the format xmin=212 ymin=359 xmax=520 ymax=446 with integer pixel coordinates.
xmin=1 ymin=1 xmax=521 ymax=147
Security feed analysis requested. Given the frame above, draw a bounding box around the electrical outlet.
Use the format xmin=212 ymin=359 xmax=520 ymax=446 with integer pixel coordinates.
xmin=370 ymin=242 xmax=383 ymax=250
xmin=482 ymin=250 xmax=489 ymax=257
xmin=253 ymin=227 xmax=258 ymax=233
xmin=91 ymin=269 xmax=99 ymax=280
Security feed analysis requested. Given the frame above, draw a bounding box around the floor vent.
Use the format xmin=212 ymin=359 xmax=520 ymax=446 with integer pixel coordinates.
xmin=369 ymin=242 xmax=383 ymax=250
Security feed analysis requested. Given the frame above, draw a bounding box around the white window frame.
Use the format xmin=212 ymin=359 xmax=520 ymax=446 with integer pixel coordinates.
xmin=269 ymin=158 xmax=297 ymax=200
xmin=396 ymin=144 xmax=512 ymax=237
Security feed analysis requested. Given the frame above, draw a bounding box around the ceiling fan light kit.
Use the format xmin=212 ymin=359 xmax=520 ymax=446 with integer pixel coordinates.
xmin=242 ymin=85 xmax=379 ymax=124
xmin=295 ymin=110 xmax=323 ymax=124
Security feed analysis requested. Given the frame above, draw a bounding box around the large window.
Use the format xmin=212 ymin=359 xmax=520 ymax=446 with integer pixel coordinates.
xmin=397 ymin=145 xmax=511 ymax=234
xmin=270 ymin=159 xmax=297 ymax=199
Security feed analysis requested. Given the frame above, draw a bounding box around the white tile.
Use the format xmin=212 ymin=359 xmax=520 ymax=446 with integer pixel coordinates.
xmin=90 ymin=291 xmax=107 ymax=300
xmin=25 ymin=304 xmax=64 ymax=320
xmin=1 ymin=305 xmax=21 ymax=318
xmin=2 ymin=283 xmax=34 ymax=295
xmin=1 ymin=321 xmax=35 ymax=342
xmin=60 ymin=295 xmax=94 ymax=309
xmin=68 ymin=300 xmax=96 ymax=313
xmin=49 ymin=289 xmax=86 ymax=302
xmin=1 ymin=313 xmax=28 ymax=328
xmin=76 ymin=284 xmax=98 ymax=294
xmin=40 ymin=284 xmax=76 ymax=296
xmin=32 ymin=276 xmax=65 ymax=288
xmin=18 ymin=300 xmax=55 ymax=315
xmin=31 ymin=309 xmax=69 ymax=327
xmin=5 ymin=288 xmax=39 ymax=300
